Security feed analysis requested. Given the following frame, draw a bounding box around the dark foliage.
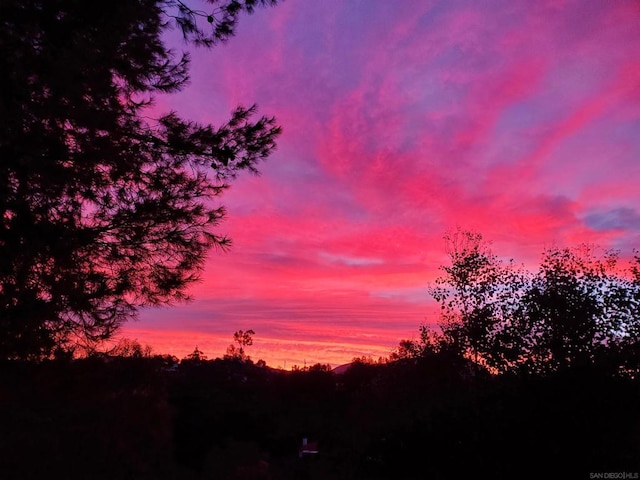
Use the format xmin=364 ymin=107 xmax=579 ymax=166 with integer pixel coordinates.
xmin=427 ymin=231 xmax=640 ymax=376
xmin=1 ymin=356 xmax=638 ymax=480
xmin=0 ymin=0 xmax=281 ymax=359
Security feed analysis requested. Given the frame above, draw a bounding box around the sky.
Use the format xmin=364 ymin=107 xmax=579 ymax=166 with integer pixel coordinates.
xmin=118 ymin=0 xmax=640 ymax=368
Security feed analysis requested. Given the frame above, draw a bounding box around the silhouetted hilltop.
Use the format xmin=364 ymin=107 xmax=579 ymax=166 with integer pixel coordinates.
xmin=331 ymin=362 xmax=353 ymax=375
xmin=1 ymin=354 xmax=638 ymax=480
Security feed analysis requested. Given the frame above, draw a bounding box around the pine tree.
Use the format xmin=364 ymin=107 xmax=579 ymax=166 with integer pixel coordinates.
xmin=0 ymin=0 xmax=280 ymax=359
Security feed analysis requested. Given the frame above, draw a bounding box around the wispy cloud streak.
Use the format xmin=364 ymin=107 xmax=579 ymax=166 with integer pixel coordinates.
xmin=122 ymin=0 xmax=640 ymax=367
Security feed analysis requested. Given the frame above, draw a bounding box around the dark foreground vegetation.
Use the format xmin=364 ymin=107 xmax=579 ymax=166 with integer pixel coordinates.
xmin=2 ymin=0 xmax=640 ymax=476
xmin=1 ymin=353 xmax=638 ymax=480
xmin=1 ymin=233 xmax=639 ymax=479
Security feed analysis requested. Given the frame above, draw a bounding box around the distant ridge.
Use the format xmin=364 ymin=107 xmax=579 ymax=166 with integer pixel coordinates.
xmin=332 ymin=363 xmax=353 ymax=375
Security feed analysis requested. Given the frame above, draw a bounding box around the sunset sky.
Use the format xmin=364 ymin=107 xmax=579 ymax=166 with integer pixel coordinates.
xmin=119 ymin=0 xmax=640 ymax=368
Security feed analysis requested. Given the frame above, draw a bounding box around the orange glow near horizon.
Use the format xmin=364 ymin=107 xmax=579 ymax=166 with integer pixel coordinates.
xmin=115 ymin=327 xmax=399 ymax=369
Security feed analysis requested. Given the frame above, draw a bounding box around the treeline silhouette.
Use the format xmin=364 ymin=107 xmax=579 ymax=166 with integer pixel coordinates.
xmin=4 ymin=2 xmax=638 ymax=476
xmin=1 ymin=349 xmax=638 ymax=479
xmin=1 ymin=226 xmax=639 ymax=478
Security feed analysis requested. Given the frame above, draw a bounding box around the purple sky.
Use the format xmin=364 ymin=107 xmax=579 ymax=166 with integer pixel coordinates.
xmin=119 ymin=0 xmax=640 ymax=368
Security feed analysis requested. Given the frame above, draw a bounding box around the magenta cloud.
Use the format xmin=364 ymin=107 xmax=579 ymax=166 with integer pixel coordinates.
xmin=121 ymin=0 xmax=640 ymax=367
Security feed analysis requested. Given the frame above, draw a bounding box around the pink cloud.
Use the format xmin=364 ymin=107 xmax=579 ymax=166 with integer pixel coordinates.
xmin=120 ymin=0 xmax=640 ymax=367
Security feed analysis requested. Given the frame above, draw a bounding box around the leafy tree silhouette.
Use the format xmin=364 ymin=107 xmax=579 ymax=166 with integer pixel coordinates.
xmin=429 ymin=230 xmax=523 ymax=370
xmin=225 ymin=329 xmax=255 ymax=361
xmin=0 ymin=0 xmax=281 ymax=359
xmin=185 ymin=345 xmax=207 ymax=363
xmin=108 ymin=337 xmax=153 ymax=358
xmin=522 ymin=245 xmax=640 ymax=375
xmin=428 ymin=230 xmax=640 ymax=376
